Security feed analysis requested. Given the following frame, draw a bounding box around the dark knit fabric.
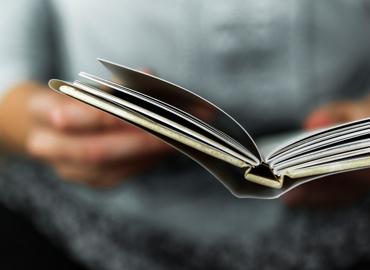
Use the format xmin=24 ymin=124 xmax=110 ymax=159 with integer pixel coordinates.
xmin=0 ymin=154 xmax=370 ymax=270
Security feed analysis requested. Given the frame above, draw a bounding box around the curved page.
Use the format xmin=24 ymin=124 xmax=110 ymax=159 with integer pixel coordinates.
xmin=98 ymin=59 xmax=261 ymax=161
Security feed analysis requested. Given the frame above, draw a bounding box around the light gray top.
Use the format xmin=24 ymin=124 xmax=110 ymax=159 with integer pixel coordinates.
xmin=1 ymin=1 xmax=370 ymax=270
xmin=2 ymin=0 xmax=370 ymax=134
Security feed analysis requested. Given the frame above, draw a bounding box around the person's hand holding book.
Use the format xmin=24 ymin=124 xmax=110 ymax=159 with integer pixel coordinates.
xmin=283 ymin=97 xmax=370 ymax=207
xmin=28 ymin=89 xmax=175 ymax=187
xmin=0 ymin=83 xmax=173 ymax=187
xmin=29 ymin=90 xmax=176 ymax=187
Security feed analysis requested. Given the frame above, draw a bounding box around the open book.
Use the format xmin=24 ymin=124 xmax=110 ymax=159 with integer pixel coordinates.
xmin=49 ymin=59 xmax=370 ymax=199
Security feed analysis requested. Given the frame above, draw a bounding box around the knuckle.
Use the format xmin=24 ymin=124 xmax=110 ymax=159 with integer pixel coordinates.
xmin=82 ymin=140 xmax=108 ymax=165
xmin=26 ymin=133 xmax=44 ymax=157
xmin=50 ymin=106 xmax=71 ymax=130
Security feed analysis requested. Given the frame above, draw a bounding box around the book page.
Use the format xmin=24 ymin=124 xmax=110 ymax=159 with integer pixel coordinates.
xmin=274 ymin=138 xmax=370 ymax=172
xmin=266 ymin=118 xmax=370 ymax=162
xmin=72 ymin=81 xmax=256 ymax=165
xmin=49 ymin=79 xmax=249 ymax=169
xmin=283 ymin=156 xmax=370 ymax=179
xmin=78 ymin=72 xmax=259 ymax=164
xmin=97 ymin=59 xmax=262 ymax=161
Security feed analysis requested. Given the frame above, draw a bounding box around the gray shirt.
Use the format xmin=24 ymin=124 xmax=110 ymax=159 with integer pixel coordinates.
xmin=2 ymin=0 xmax=370 ymax=133
xmin=1 ymin=1 xmax=370 ymax=270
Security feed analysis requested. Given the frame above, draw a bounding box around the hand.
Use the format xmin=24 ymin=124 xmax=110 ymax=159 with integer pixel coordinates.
xmin=304 ymin=99 xmax=370 ymax=130
xmin=282 ymin=97 xmax=370 ymax=207
xmin=25 ymin=88 xmax=173 ymax=187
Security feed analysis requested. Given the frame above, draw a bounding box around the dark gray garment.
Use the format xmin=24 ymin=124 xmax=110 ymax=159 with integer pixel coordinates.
xmin=1 ymin=154 xmax=370 ymax=270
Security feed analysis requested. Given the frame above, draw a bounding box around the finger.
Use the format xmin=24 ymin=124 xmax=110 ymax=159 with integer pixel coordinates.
xmin=303 ymin=109 xmax=335 ymax=130
xmin=28 ymin=90 xmax=64 ymax=124
xmin=27 ymin=128 xmax=173 ymax=166
xmin=304 ymin=101 xmax=370 ymax=130
xmin=281 ymin=182 xmax=344 ymax=207
xmin=54 ymin=161 xmax=154 ymax=187
xmin=283 ymin=184 xmax=359 ymax=207
xmin=329 ymin=102 xmax=370 ymax=122
xmin=29 ymin=91 xmax=124 ymax=131
xmin=51 ymin=149 xmax=158 ymax=171
xmin=27 ymin=127 xmax=90 ymax=163
xmin=282 ymin=170 xmax=370 ymax=207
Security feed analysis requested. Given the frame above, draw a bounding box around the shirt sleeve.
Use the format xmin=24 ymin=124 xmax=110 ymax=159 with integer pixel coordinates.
xmin=0 ymin=0 xmax=53 ymax=97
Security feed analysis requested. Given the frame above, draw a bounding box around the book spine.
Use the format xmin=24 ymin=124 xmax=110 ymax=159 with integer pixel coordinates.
xmin=244 ymin=166 xmax=284 ymax=189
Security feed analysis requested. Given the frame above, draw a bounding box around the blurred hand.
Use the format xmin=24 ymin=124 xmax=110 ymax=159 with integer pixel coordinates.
xmin=304 ymin=98 xmax=370 ymax=130
xmin=26 ymin=89 xmax=173 ymax=187
xmin=283 ymin=97 xmax=370 ymax=207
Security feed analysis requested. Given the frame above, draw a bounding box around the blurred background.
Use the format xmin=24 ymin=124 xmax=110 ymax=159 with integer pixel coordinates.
xmin=1 ymin=1 xmax=370 ymax=269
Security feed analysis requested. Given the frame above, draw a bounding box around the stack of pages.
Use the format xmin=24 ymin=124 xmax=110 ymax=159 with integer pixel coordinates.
xmin=49 ymin=59 xmax=370 ymax=199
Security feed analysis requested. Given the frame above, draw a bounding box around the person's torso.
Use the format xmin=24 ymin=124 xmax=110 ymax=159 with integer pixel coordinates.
xmin=49 ymin=0 xmax=370 ymax=135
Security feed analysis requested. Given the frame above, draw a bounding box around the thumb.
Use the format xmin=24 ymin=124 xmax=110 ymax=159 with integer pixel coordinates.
xmin=303 ymin=101 xmax=368 ymax=130
xmin=304 ymin=107 xmax=336 ymax=130
xmin=30 ymin=92 xmax=124 ymax=131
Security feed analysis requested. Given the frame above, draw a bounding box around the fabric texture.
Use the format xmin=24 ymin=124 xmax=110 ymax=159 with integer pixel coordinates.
xmin=1 ymin=154 xmax=370 ymax=270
